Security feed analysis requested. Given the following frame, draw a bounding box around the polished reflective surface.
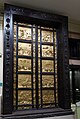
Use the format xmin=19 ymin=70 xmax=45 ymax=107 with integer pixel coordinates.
xmin=18 ymin=59 xmax=31 ymax=71
xmin=18 ymin=43 xmax=31 ymax=56
xmin=42 ymin=75 xmax=54 ymax=88
xmin=42 ymin=60 xmax=54 ymax=72
xmin=42 ymin=45 xmax=54 ymax=57
xmin=18 ymin=90 xmax=32 ymax=105
xmin=14 ymin=23 xmax=58 ymax=110
xmin=42 ymin=90 xmax=54 ymax=103
xmin=18 ymin=75 xmax=31 ymax=88
xmin=18 ymin=27 xmax=31 ymax=40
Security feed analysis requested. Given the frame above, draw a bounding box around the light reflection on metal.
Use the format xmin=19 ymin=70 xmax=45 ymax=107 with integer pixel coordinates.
xmin=14 ymin=23 xmax=58 ymax=109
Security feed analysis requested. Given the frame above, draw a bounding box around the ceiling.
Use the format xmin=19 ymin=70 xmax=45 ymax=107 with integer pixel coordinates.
xmin=1 ymin=0 xmax=80 ymax=22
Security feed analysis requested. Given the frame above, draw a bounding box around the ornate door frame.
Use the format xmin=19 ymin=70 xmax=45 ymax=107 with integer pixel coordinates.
xmin=3 ymin=4 xmax=70 ymax=114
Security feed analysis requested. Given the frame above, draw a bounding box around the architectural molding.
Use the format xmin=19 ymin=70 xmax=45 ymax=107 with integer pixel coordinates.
xmin=3 ymin=4 xmax=71 ymax=116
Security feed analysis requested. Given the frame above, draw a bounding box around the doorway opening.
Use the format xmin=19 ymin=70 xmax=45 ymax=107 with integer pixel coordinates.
xmin=69 ymin=66 xmax=80 ymax=104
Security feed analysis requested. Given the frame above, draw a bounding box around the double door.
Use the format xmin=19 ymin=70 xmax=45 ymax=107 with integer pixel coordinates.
xmin=13 ymin=22 xmax=58 ymax=110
